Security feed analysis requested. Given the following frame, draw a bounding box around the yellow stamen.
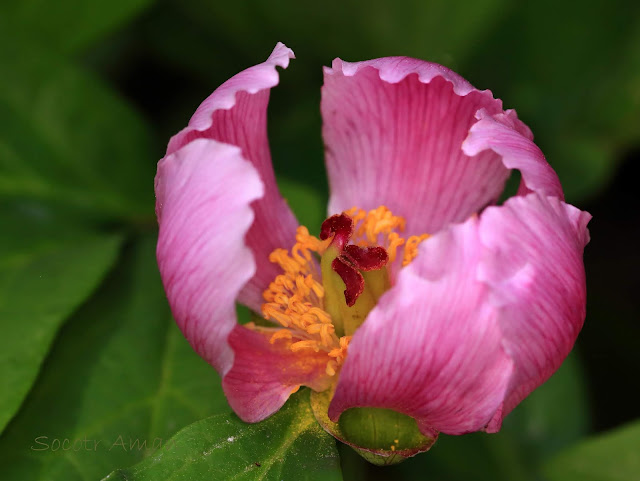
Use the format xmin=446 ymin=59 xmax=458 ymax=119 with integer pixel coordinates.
xmin=346 ymin=206 xmax=406 ymax=245
xmin=387 ymin=232 xmax=405 ymax=263
xmin=291 ymin=340 xmax=322 ymax=352
xmin=345 ymin=207 xmax=430 ymax=267
xmin=326 ymin=336 xmax=351 ymax=375
xmin=402 ymin=234 xmax=430 ymax=266
xmin=269 ymin=329 xmax=293 ymax=344
xmin=258 ymin=226 xmax=349 ymax=374
xmin=256 ymin=207 xmax=429 ymax=379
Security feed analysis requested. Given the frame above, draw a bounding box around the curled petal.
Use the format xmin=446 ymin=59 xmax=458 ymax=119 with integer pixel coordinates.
xmin=478 ymin=194 xmax=590 ymax=431
xmin=329 ymin=218 xmax=514 ymax=435
xmin=223 ymin=326 xmax=333 ymax=422
xmin=329 ymin=193 xmax=589 ymax=435
xmin=462 ymin=109 xmax=564 ymax=199
xmin=322 ymin=56 xmax=510 ymax=234
xmin=156 ymin=139 xmax=263 ymax=376
xmin=166 ymin=43 xmax=299 ymax=311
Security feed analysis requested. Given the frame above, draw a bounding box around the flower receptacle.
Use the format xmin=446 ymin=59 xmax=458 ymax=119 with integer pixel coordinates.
xmin=310 ymin=386 xmax=437 ymax=465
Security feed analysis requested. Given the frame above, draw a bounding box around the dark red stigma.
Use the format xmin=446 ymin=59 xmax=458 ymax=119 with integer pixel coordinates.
xmin=320 ymin=213 xmax=353 ymax=251
xmin=320 ymin=214 xmax=389 ymax=306
xmin=331 ymin=257 xmax=365 ymax=307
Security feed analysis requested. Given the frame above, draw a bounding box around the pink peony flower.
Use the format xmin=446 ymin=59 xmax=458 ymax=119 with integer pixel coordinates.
xmin=155 ymin=43 xmax=590 ymax=444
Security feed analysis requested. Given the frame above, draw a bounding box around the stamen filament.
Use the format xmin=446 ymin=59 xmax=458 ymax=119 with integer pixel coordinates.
xmin=257 ymin=207 xmax=430 ymax=380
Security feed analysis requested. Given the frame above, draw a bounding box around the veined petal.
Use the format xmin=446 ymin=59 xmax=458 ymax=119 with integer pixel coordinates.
xmin=156 ymin=139 xmax=263 ymax=376
xmin=478 ymin=194 xmax=590 ymax=431
xmin=462 ymin=109 xmax=564 ymax=199
xmin=329 ymin=218 xmax=514 ymax=436
xmin=322 ymin=57 xmax=510 ymax=234
xmin=329 ymin=194 xmax=589 ymax=436
xmin=223 ymin=326 xmax=334 ymax=422
xmin=167 ymin=43 xmax=299 ymax=312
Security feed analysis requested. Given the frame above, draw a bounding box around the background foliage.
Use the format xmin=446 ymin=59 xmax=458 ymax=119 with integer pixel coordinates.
xmin=0 ymin=0 xmax=638 ymax=479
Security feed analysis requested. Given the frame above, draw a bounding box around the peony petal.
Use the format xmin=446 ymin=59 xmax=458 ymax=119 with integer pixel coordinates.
xmin=156 ymin=139 xmax=263 ymax=376
xmin=478 ymin=194 xmax=590 ymax=431
xmin=328 ymin=217 xmax=514 ymax=436
xmin=462 ymin=109 xmax=564 ymax=199
xmin=167 ymin=42 xmax=295 ymax=153
xmin=322 ymin=57 xmax=510 ymax=234
xmin=223 ymin=326 xmax=333 ymax=422
xmin=167 ymin=43 xmax=299 ymax=311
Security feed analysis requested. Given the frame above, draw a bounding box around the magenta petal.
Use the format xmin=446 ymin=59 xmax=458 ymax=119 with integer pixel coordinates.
xmin=156 ymin=139 xmax=263 ymax=376
xmin=462 ymin=109 xmax=564 ymax=199
xmin=329 ymin=218 xmax=514 ymax=435
xmin=478 ymin=194 xmax=590 ymax=431
xmin=223 ymin=326 xmax=333 ymax=422
xmin=322 ymin=57 xmax=510 ymax=234
xmin=167 ymin=43 xmax=299 ymax=311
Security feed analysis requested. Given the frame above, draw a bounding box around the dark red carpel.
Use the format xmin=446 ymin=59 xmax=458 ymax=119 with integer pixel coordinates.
xmin=321 ymin=213 xmax=390 ymax=307
xmin=320 ymin=214 xmax=353 ymax=251
xmin=343 ymin=245 xmax=389 ymax=271
xmin=331 ymin=257 xmax=364 ymax=307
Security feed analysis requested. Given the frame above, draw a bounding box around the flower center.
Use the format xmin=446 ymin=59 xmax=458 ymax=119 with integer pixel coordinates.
xmin=258 ymin=206 xmax=429 ymax=377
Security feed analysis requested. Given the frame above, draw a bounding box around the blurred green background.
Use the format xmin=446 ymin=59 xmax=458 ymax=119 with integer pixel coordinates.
xmin=0 ymin=0 xmax=639 ymax=480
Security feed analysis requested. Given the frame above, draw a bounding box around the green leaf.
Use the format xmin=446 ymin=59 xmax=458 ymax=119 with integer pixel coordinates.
xmin=0 ymin=0 xmax=154 ymax=54
xmin=0 ymin=219 xmax=122 ymax=434
xmin=0 ymin=236 xmax=230 ymax=480
xmin=0 ymin=34 xmax=156 ymax=222
xmin=105 ymin=389 xmax=342 ymax=481
xmin=543 ymin=420 xmax=640 ymax=481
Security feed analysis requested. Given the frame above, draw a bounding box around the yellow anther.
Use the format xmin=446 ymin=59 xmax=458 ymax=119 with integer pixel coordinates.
xmin=269 ymin=329 xmax=293 ymax=344
xmin=262 ymin=306 xmax=293 ymax=327
xmin=324 ymin=335 xmax=351 ymax=375
xmin=291 ymin=340 xmax=321 ymax=352
xmin=346 ymin=206 xmax=406 ymax=249
xmin=387 ymin=232 xmax=405 ymax=263
xmin=339 ymin=336 xmax=351 ymax=350
xmin=269 ymin=249 xmax=304 ymax=275
xmin=295 ymin=225 xmax=331 ymax=255
xmin=306 ymin=323 xmax=323 ymax=334
xmin=259 ymin=225 xmax=339 ymax=373
xmin=328 ymin=336 xmax=351 ymax=359
xmin=308 ymin=307 xmax=332 ymax=324
xmin=295 ymin=276 xmax=310 ymax=296
xmin=402 ymin=234 xmax=430 ymax=267
xmin=326 ymin=360 xmax=338 ymax=376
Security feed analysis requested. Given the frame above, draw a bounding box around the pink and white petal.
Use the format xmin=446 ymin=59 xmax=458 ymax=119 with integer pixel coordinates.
xmin=328 ymin=218 xmax=514 ymax=436
xmin=167 ymin=43 xmax=299 ymax=312
xmin=156 ymin=139 xmax=264 ymax=377
xmin=167 ymin=42 xmax=295 ymax=154
xmin=478 ymin=194 xmax=590 ymax=431
xmin=322 ymin=57 xmax=510 ymax=235
xmin=223 ymin=326 xmax=334 ymax=422
xmin=463 ymin=109 xmax=564 ymax=200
